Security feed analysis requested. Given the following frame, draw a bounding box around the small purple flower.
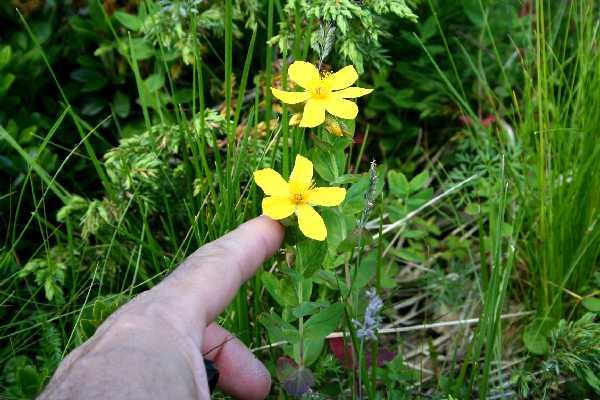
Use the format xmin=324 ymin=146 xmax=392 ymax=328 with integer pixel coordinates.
xmin=352 ymin=288 xmax=383 ymax=341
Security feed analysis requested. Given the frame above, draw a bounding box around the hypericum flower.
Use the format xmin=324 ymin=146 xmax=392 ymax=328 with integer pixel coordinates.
xmin=271 ymin=61 xmax=373 ymax=128
xmin=254 ymin=155 xmax=346 ymax=241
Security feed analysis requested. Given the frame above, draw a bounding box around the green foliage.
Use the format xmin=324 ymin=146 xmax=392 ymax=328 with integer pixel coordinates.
xmin=2 ymin=0 xmax=600 ymax=399
xmin=514 ymin=0 xmax=600 ymax=322
xmin=123 ymin=0 xmax=259 ymax=67
xmin=275 ymin=0 xmax=418 ymax=72
xmin=515 ymin=313 xmax=600 ymax=398
xmin=76 ymin=295 xmax=130 ymax=343
xmin=2 ymin=357 xmax=43 ymax=399
xmin=545 ymin=313 xmax=600 ymax=394
xmin=18 ymin=246 xmax=67 ymax=304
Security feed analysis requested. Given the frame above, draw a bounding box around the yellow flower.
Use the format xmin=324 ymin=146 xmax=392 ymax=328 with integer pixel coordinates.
xmin=254 ymin=154 xmax=346 ymax=241
xmin=271 ymin=61 xmax=373 ymax=128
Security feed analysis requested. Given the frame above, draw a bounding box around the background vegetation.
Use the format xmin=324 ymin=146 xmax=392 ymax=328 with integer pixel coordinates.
xmin=1 ymin=0 xmax=600 ymax=398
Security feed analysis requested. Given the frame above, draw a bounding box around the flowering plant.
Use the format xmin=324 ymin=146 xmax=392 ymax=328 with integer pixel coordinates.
xmin=271 ymin=61 xmax=372 ymax=129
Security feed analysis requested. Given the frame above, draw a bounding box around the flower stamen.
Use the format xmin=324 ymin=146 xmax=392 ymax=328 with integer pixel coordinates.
xmin=292 ymin=193 xmax=304 ymax=204
xmin=312 ymin=86 xmax=328 ymax=99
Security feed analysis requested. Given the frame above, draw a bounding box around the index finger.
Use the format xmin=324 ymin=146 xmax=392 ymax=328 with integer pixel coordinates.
xmin=162 ymin=216 xmax=284 ymax=325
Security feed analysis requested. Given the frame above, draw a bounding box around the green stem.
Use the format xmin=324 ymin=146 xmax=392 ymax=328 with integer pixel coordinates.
xmin=297 ymin=246 xmax=305 ymax=365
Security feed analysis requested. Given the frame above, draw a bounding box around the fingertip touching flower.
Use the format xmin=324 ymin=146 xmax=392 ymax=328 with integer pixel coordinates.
xmin=254 ymin=154 xmax=346 ymax=241
xmin=271 ymin=61 xmax=373 ymax=129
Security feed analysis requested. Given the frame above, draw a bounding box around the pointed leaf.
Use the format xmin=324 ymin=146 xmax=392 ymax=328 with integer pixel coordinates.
xmin=582 ymin=297 xmax=600 ymax=312
xmin=114 ymin=11 xmax=143 ymax=31
xmin=523 ymin=325 xmax=548 ymax=355
xmin=409 ymin=170 xmax=429 ymax=191
xmin=259 ymin=313 xmax=300 ymax=345
xmin=388 ymin=170 xmax=409 ymax=198
xmin=304 ymin=303 xmax=343 ymax=341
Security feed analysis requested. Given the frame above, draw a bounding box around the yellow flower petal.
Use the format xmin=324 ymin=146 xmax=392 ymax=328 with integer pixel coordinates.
xmin=289 ymin=154 xmax=313 ymax=186
xmin=288 ymin=61 xmax=321 ymax=90
xmin=334 ymin=87 xmax=373 ymax=98
xmin=297 ymin=204 xmax=327 ymax=241
xmin=299 ymin=98 xmax=326 ymax=127
xmin=271 ymin=88 xmax=311 ymax=105
xmin=262 ymin=197 xmax=295 ymax=220
xmin=307 ymin=187 xmax=346 ymax=206
xmin=254 ymin=168 xmax=289 ymax=197
xmin=325 ymin=97 xmax=358 ymax=120
xmin=289 ymin=113 xmax=302 ymax=126
xmin=329 ymin=65 xmax=358 ymax=90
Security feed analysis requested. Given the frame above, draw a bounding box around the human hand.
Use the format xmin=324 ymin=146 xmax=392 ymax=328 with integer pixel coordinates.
xmin=40 ymin=216 xmax=284 ymax=400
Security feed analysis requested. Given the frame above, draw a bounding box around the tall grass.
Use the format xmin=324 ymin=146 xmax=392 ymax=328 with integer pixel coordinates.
xmin=422 ymin=0 xmax=600 ymax=396
xmin=517 ymin=0 xmax=600 ymax=324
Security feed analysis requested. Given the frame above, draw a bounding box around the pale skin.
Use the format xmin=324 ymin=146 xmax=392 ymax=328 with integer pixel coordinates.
xmin=40 ymin=216 xmax=284 ymax=400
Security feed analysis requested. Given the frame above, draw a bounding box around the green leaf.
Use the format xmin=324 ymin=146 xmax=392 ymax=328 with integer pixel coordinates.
xmin=94 ymin=43 xmax=115 ymax=57
xmin=83 ymin=77 xmax=108 ymax=93
xmin=259 ymin=313 xmax=300 ymax=345
xmin=291 ymin=301 xmax=327 ymax=319
xmin=293 ymin=339 xmax=324 ymax=366
xmin=31 ymin=20 xmax=52 ymax=43
xmin=0 ymin=45 xmax=12 ymax=69
xmin=313 ymin=270 xmax=342 ymax=291
xmin=114 ymin=11 xmax=143 ymax=31
xmin=296 ymin=239 xmax=327 ymax=277
xmin=331 ymin=173 xmax=362 ymax=186
xmin=81 ymin=97 xmax=105 ymax=116
xmin=583 ymin=368 xmax=600 ymax=393
xmin=395 ymin=248 xmax=425 ymax=263
xmin=409 ymin=170 xmax=429 ymax=191
xmin=304 ymin=303 xmax=343 ymax=341
xmin=70 ymin=68 xmax=108 ymax=92
xmin=462 ymin=0 xmax=484 ymax=27
xmin=112 ymin=91 xmax=131 ymax=118
xmin=523 ymin=324 xmax=549 ymax=355
xmin=20 ymin=125 xmax=40 ymax=144
xmin=144 ymin=74 xmax=165 ymax=93
xmin=321 ymin=208 xmax=351 ymax=250
xmin=44 ymin=279 xmax=64 ymax=303
xmin=88 ymin=0 xmax=107 ymax=29
xmin=582 ymin=297 xmax=600 ymax=312
xmin=0 ymin=73 xmax=15 ymax=96
xmin=77 ymin=55 xmax=102 ymax=68
xmin=122 ymin=38 xmax=154 ymax=60
xmin=390 ymin=88 xmax=416 ymax=108
xmin=353 ymin=251 xmax=377 ymax=289
xmin=77 ymin=295 xmax=129 ymax=340
xmin=388 ymin=170 xmax=409 ymax=198
xmin=465 ymin=202 xmax=481 ymax=215
xmin=16 ymin=365 xmax=41 ymax=397
xmin=310 ymin=146 xmax=342 ymax=182
xmin=261 ymin=274 xmax=296 ymax=307
xmin=3 ymin=356 xmax=32 ymax=385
